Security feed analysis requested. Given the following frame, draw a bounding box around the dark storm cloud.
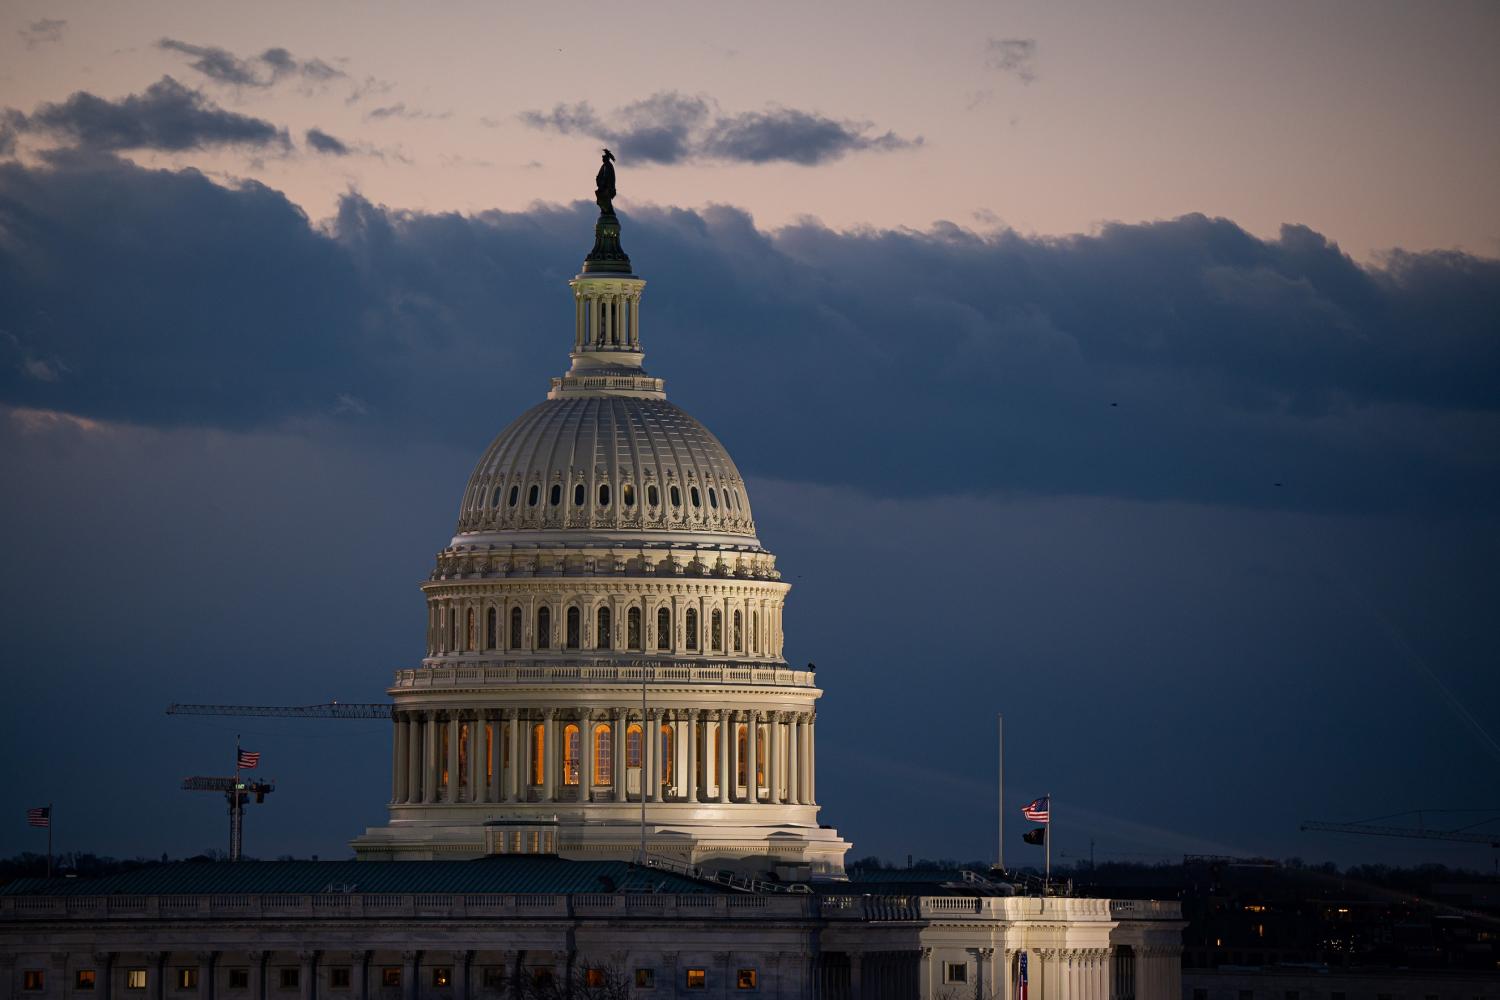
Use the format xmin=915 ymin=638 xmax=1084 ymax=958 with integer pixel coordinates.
xmin=519 ymin=91 xmax=921 ymax=165
xmin=157 ymin=38 xmax=345 ymax=88
xmin=304 ymin=127 xmax=350 ymax=156
xmin=8 ymin=77 xmax=290 ymax=153
xmin=1 ymin=153 xmax=1496 ymax=515
xmin=17 ymin=18 xmax=66 ymax=48
xmin=986 ymin=37 xmax=1038 ymax=83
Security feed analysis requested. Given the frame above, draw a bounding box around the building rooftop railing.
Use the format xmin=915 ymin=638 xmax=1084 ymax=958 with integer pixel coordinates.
xmin=393 ymin=662 xmax=818 ymax=690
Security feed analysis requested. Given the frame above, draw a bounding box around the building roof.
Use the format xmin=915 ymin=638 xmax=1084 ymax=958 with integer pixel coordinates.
xmin=0 ymin=856 xmax=727 ymax=897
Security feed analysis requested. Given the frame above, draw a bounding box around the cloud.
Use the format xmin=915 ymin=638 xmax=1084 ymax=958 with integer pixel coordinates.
xmin=18 ymin=18 xmax=66 ymax=48
xmin=304 ymin=127 xmax=350 ymax=156
xmin=519 ymin=91 xmax=921 ymax=166
xmin=364 ymin=103 xmax=450 ymax=122
xmin=157 ymin=38 xmax=345 ymax=88
xmin=7 ymin=77 xmax=290 ymax=154
xmin=0 ymin=153 xmax=1496 ymax=517
xmin=986 ymin=38 xmax=1037 ymax=84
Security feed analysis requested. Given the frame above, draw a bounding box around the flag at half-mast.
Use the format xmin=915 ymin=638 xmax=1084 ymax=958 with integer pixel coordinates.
xmin=1021 ymin=796 xmax=1050 ymax=823
xmin=26 ymin=806 xmax=50 ymax=828
xmin=237 ymin=748 xmax=261 ymax=770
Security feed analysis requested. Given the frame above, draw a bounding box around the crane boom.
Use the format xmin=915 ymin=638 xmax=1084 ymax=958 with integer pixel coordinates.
xmin=1301 ymin=820 xmax=1500 ymax=847
xmin=167 ymin=702 xmax=393 ymax=719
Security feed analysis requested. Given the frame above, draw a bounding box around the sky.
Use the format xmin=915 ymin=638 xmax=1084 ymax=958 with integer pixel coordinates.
xmin=1 ymin=1 xmax=1498 ymax=870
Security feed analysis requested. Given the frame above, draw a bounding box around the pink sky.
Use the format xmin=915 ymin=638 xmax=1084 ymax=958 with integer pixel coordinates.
xmin=3 ymin=0 xmax=1497 ymax=261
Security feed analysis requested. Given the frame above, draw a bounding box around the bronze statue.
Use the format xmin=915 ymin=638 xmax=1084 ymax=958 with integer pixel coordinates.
xmin=595 ymin=148 xmax=616 ymax=214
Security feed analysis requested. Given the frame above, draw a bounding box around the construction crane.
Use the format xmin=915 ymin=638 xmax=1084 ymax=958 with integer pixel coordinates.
xmin=167 ymin=702 xmax=392 ymax=720
xmin=1301 ymin=810 xmax=1500 ymax=848
xmin=182 ymin=775 xmax=275 ymax=861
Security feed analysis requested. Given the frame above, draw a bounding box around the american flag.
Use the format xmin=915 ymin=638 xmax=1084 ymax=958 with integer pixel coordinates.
xmin=237 ymin=749 xmax=261 ymax=769
xmin=26 ymin=806 xmax=49 ymax=828
xmin=1021 ymin=796 xmax=1050 ymax=823
xmin=1017 ymin=951 xmax=1028 ymax=1000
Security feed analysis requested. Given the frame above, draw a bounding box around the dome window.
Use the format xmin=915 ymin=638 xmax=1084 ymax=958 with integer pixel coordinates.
xmin=596 ymin=606 xmax=612 ymax=650
xmin=528 ymin=484 xmax=539 ymax=507
xmin=622 ymin=483 xmax=636 ymax=507
xmin=708 ymin=488 xmax=718 ymax=509
xmin=628 ymin=607 xmax=642 ymax=650
xmin=536 ymin=606 xmax=551 ymax=649
xmin=685 ymin=608 xmax=699 ymax=651
xmin=690 ymin=486 xmax=701 ymax=508
xmin=566 ymin=606 xmax=580 ymax=649
xmin=647 ymin=484 xmax=660 ymax=507
xmin=574 ymin=483 xmax=585 ymax=506
xmin=550 ymin=484 xmax=561 ymax=506
xmin=670 ymin=485 xmax=681 ymax=507
xmin=656 ymin=608 xmax=671 ymax=651
xmin=491 ymin=487 xmax=502 ymax=508
xmin=598 ymin=483 xmax=611 ymax=507
xmin=508 ymin=485 xmax=519 ymax=507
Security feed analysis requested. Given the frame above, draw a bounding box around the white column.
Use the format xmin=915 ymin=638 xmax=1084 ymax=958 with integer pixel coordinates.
xmin=786 ymin=714 xmax=801 ymax=804
xmin=767 ymin=713 xmax=781 ymax=805
xmin=467 ymin=714 xmax=482 ymax=802
xmin=645 ymin=709 xmax=658 ymax=802
xmin=807 ymin=711 xmax=817 ymax=803
xmin=507 ymin=711 xmax=522 ymax=801
xmin=684 ymin=710 xmax=699 ymax=803
xmin=487 ymin=715 xmax=501 ymax=802
xmin=579 ymin=716 xmax=594 ymax=799
xmin=746 ymin=711 xmax=760 ymax=804
xmin=613 ymin=707 xmax=627 ymax=801
xmin=446 ymin=715 xmax=461 ymax=803
xmin=542 ymin=710 xmax=557 ymax=801
xmin=423 ymin=712 xmax=440 ymax=803
xmin=392 ymin=715 xmax=408 ymax=803
xmin=717 ymin=711 xmax=731 ymax=803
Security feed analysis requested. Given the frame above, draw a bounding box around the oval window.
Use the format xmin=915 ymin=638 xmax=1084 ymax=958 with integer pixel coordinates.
xmin=670 ymin=485 xmax=681 ymax=506
xmin=648 ymin=484 xmax=660 ymax=506
xmin=528 ymin=484 xmax=539 ymax=506
xmin=690 ymin=486 xmax=701 ymax=508
xmin=574 ymin=483 xmax=585 ymax=506
xmin=623 ymin=483 xmax=636 ymax=507
xmin=550 ymin=484 xmax=561 ymax=506
xmin=708 ymin=488 xmax=718 ymax=509
xmin=491 ymin=486 xmax=502 ymax=507
xmin=508 ymin=485 xmax=519 ymax=507
xmin=598 ymin=483 xmax=611 ymax=506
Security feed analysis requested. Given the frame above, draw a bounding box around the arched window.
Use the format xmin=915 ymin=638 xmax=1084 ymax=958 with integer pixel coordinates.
xmin=595 ymin=724 xmax=613 ymax=786
xmin=708 ymin=487 xmax=718 ymax=509
xmin=465 ymin=608 xmax=477 ymax=651
xmin=656 ymin=608 xmax=671 ymax=651
xmin=647 ymin=484 xmax=659 ymax=506
xmin=563 ymin=724 xmax=580 ymax=786
xmin=566 ymin=606 xmax=580 ymax=649
xmin=685 ymin=608 xmax=699 ymax=651
xmin=737 ymin=724 xmax=747 ymax=787
xmin=670 ymin=485 xmax=681 ymax=506
xmin=491 ymin=486 xmax=502 ymax=507
xmin=711 ymin=609 xmax=723 ymax=652
xmin=628 ymin=606 xmax=642 ymax=650
xmin=508 ymin=485 xmax=519 ymax=507
xmin=550 ymin=484 xmax=561 ymax=506
xmin=527 ymin=484 xmax=539 ymax=506
xmin=733 ymin=610 xmax=743 ymax=652
xmin=574 ymin=483 xmax=585 ymax=506
xmin=626 ymin=724 xmax=643 ymax=768
xmin=596 ymin=606 xmax=611 ymax=650
xmin=485 ymin=607 xmax=497 ymax=650
xmin=537 ymin=606 xmax=551 ymax=649
xmin=659 ymin=724 xmax=674 ymax=785
xmin=598 ymin=483 xmax=611 ymax=507
xmin=531 ymin=724 xmax=545 ymax=786
xmin=509 ymin=606 xmax=522 ymax=649
xmin=690 ymin=486 xmax=701 ymax=508
xmin=622 ymin=483 xmax=635 ymax=507
xmin=751 ymin=611 xmax=759 ymax=653
xmin=448 ymin=608 xmax=457 ymax=652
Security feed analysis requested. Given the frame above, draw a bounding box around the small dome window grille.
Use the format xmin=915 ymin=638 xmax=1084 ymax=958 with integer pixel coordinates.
xmin=647 ymin=484 xmax=660 ymax=506
xmin=508 ymin=485 xmax=519 ymax=507
xmin=528 ymin=484 xmax=540 ymax=507
xmin=670 ymin=485 xmax=682 ymax=507
xmin=690 ymin=486 xmax=701 ymax=508
xmin=550 ymin=484 xmax=561 ymax=506
xmin=622 ymin=483 xmax=636 ymax=507
xmin=708 ymin=488 xmax=718 ymax=509
xmin=574 ymin=483 xmax=586 ymax=506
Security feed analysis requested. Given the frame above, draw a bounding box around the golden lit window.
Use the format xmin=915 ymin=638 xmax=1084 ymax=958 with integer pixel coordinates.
xmin=584 ymin=969 xmax=606 ymax=988
xmin=127 ymin=970 xmax=148 ymax=990
xmin=532 ymin=724 xmax=546 ymax=785
xmin=596 ymin=724 xmax=614 ymax=785
xmin=626 ymin=723 xmax=642 ymax=769
xmin=634 ymin=969 xmax=655 ymax=988
xmin=563 ymin=724 xmax=581 ymax=785
xmin=660 ymin=723 xmax=674 ymax=784
xmin=76 ymin=971 xmax=97 ymax=991
xmin=685 ymin=969 xmax=707 ymax=990
xmin=23 ymin=972 xmax=44 ymax=992
xmin=176 ymin=968 xmax=198 ymax=990
xmin=736 ymin=968 xmax=758 ymax=989
xmin=431 ymin=968 xmax=450 ymax=988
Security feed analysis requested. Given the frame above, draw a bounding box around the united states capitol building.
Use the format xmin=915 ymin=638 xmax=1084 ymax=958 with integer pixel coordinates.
xmin=1 ymin=161 xmax=1184 ymax=999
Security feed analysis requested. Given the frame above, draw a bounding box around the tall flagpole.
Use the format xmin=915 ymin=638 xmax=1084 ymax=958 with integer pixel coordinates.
xmin=640 ymin=662 xmax=647 ymax=864
xmin=1044 ymin=791 xmax=1051 ymax=894
xmin=997 ymin=714 xmax=1004 ymax=872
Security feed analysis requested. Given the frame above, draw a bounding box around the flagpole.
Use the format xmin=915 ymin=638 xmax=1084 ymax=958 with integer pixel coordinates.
xmin=1044 ymin=790 xmax=1051 ymax=894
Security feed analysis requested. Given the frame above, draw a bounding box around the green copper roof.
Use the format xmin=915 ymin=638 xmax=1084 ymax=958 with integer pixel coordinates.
xmin=1 ymin=857 xmax=725 ymax=897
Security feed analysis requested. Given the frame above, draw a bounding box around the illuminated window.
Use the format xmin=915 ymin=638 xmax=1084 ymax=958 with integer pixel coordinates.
xmin=596 ymin=724 xmax=613 ymax=785
xmin=623 ymin=483 xmax=636 ymax=507
xmin=738 ymin=725 xmax=748 ymax=786
xmin=76 ymin=971 xmax=97 ymax=991
xmin=598 ymin=483 xmax=611 ymax=506
xmin=566 ymin=606 xmax=581 ymax=649
xmin=279 ymin=969 xmax=299 ymax=990
xmin=23 ymin=972 xmax=44 ymax=992
xmin=584 ymin=969 xmax=606 ymax=988
xmin=574 ymin=483 xmax=586 ymax=506
xmin=510 ymin=606 xmax=522 ymax=649
xmin=944 ymin=963 xmax=967 ymax=984
xmin=711 ymin=609 xmax=723 ymax=651
xmin=485 ymin=607 xmax=497 ymax=649
xmin=431 ymin=969 xmax=450 ymax=988
xmin=635 ymin=969 xmax=655 ymax=988
xmin=537 ymin=606 xmax=551 ymax=649
xmin=670 ymin=485 xmax=681 ymax=506
xmin=329 ymin=968 xmax=351 ymax=989
xmin=736 ymin=968 xmax=758 ymax=989
xmin=127 ymin=970 xmax=147 ymax=991
xmin=440 ymin=723 xmax=450 ymax=789
xmin=685 ymin=969 xmax=707 ymax=990
xmin=628 ymin=606 xmax=642 ymax=650
xmin=686 ymin=608 xmax=699 ymax=651
xmin=596 ymin=605 xmax=612 ymax=650
xmin=550 ymin=484 xmax=561 ymax=506
xmin=532 ymin=724 xmax=545 ymax=785
xmin=627 ymin=723 xmax=642 ymax=768
xmin=647 ymin=484 xmax=659 ymax=506
xmin=660 ymin=723 xmax=675 ymax=784
xmin=527 ymin=484 xmax=539 ymax=506
xmin=733 ymin=610 xmax=742 ymax=652
xmin=657 ymin=608 xmax=671 ymax=650
xmin=563 ymin=724 xmax=581 ymax=785
xmin=177 ymin=968 xmax=198 ymax=990
xmin=381 ymin=969 xmax=401 ymax=988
